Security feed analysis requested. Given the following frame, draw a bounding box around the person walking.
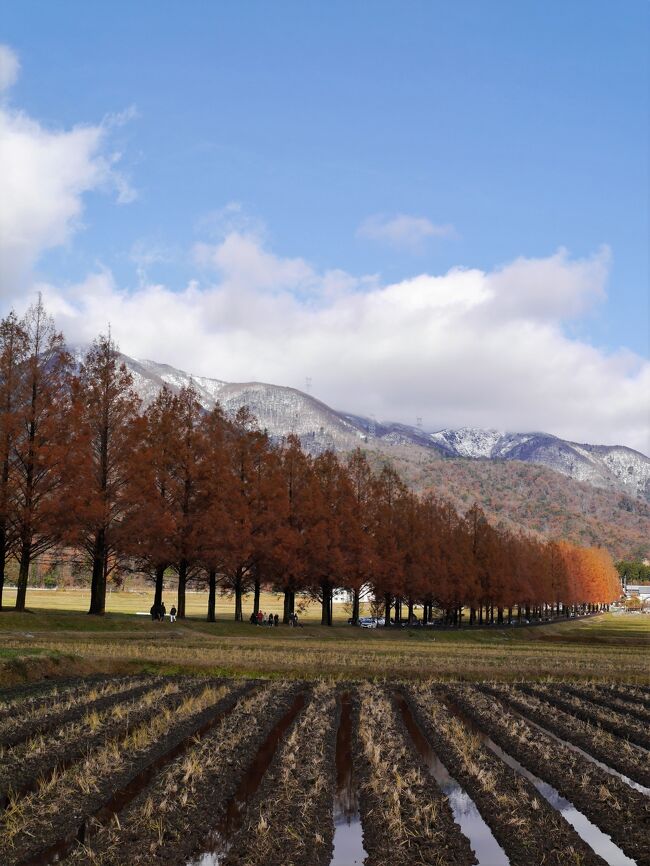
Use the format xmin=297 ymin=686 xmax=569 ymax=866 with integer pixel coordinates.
xmin=150 ymin=604 xmax=157 ymax=621
xmin=257 ymin=610 xmax=263 ymax=625
xmin=274 ymin=613 xmax=279 ymax=627
xmin=160 ymin=602 xmax=167 ymax=622
xmin=169 ymin=605 xmax=177 ymax=623
xmin=267 ymin=612 xmax=274 ymax=627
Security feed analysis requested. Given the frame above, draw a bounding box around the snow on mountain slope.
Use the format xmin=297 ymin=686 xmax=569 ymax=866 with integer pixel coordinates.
xmin=119 ymin=354 xmax=650 ymax=501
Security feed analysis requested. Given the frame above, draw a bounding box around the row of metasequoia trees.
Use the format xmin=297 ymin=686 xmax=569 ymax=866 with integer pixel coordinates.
xmin=0 ymin=300 xmax=621 ymax=623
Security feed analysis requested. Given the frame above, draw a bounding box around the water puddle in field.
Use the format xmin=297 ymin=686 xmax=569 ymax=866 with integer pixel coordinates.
xmin=444 ymin=698 xmax=637 ymax=866
xmin=186 ymin=691 xmax=306 ymax=866
xmin=508 ymin=707 xmax=650 ymax=796
xmin=395 ymin=693 xmax=509 ymax=866
xmin=21 ymin=686 xmax=249 ymax=866
xmin=330 ymin=692 xmax=367 ymax=866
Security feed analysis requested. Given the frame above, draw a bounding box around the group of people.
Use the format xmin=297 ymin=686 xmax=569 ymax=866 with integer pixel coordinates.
xmin=247 ymin=610 xmax=301 ymax=627
xmin=149 ymin=602 xmax=177 ymax=622
xmin=250 ymin=610 xmax=279 ymax=626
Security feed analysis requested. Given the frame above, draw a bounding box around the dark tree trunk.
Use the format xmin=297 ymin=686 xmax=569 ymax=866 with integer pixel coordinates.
xmin=88 ymin=528 xmax=107 ymax=615
xmin=384 ymin=593 xmax=391 ymax=626
xmin=15 ymin=540 xmax=31 ymax=612
xmin=351 ymin=587 xmax=360 ymax=625
xmin=207 ymin=569 xmax=217 ymax=622
xmin=234 ymin=568 xmax=243 ymax=621
xmin=0 ymin=521 xmax=6 ymax=611
xmin=497 ymin=606 xmax=504 ymax=624
xmin=253 ymin=577 xmax=261 ymax=616
xmin=177 ymin=559 xmax=188 ymax=618
xmin=407 ymin=596 xmax=414 ymax=624
xmin=283 ymin=587 xmax=295 ymax=624
xmin=154 ymin=563 xmax=165 ymax=609
xmin=321 ymin=581 xmax=332 ymax=626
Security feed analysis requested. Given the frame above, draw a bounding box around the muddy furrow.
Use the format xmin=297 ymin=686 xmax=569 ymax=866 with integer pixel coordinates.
xmin=0 ymin=680 xmax=247 ymax=866
xmin=0 ymin=679 xmax=212 ymax=808
xmin=483 ymin=684 xmax=650 ymax=789
xmin=522 ymin=683 xmax=650 ymax=750
xmin=407 ymin=686 xmax=607 ymax=866
xmin=0 ymin=677 xmax=113 ymax=724
xmin=58 ymin=681 xmax=303 ymax=866
xmin=445 ymin=684 xmax=650 ymax=866
xmin=355 ymin=684 xmax=476 ymax=866
xmin=0 ymin=676 xmax=159 ymax=749
xmin=598 ymin=684 xmax=650 ymax=707
xmin=561 ymin=682 xmax=650 ymax=726
xmin=222 ymin=683 xmax=338 ymax=866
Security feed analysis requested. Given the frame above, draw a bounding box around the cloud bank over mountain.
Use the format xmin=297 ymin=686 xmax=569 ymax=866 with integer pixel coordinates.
xmin=1 ymin=43 xmax=648 ymax=455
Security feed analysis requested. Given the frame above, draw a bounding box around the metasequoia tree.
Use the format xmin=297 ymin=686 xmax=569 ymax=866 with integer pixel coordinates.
xmin=0 ymin=312 xmax=28 ymax=609
xmin=168 ymin=385 xmax=205 ymax=619
xmin=12 ymin=298 xmax=72 ymax=612
xmin=0 ymin=307 xmax=624 ymax=621
xmin=71 ymin=335 xmax=141 ymax=615
xmin=129 ymin=386 xmax=182 ymax=610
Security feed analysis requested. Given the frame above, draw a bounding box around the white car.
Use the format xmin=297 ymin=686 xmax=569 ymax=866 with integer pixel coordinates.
xmin=359 ymin=617 xmax=378 ymax=629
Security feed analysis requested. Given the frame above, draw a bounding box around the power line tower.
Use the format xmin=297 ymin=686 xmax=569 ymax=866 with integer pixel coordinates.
xmin=305 ymin=376 xmax=312 ymax=394
xmin=368 ymin=414 xmax=376 ymax=438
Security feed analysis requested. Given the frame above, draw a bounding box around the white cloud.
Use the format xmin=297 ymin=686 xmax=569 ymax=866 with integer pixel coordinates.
xmin=0 ymin=92 xmax=135 ymax=291
xmin=357 ymin=213 xmax=456 ymax=250
xmin=2 ymin=55 xmax=646 ymax=456
xmin=30 ymin=234 xmax=650 ymax=456
xmin=0 ymin=44 xmax=19 ymax=92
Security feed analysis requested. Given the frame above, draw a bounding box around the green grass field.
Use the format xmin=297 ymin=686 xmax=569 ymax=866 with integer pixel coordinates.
xmin=0 ymin=589 xmax=648 ymax=687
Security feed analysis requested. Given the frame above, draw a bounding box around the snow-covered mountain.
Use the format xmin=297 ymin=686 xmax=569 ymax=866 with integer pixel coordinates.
xmin=120 ymin=355 xmax=650 ymax=501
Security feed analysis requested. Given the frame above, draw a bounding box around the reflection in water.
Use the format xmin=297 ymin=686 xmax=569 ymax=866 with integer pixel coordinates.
xmin=510 ymin=708 xmax=650 ymax=796
xmin=330 ymin=692 xmax=367 ymax=866
xmin=185 ymin=693 xmax=306 ymax=866
xmin=445 ymin=698 xmax=638 ymax=866
xmin=395 ymin=694 xmax=509 ymax=866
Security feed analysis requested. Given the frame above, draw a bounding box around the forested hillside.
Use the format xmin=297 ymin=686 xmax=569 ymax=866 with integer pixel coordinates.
xmin=381 ymin=452 xmax=650 ymax=561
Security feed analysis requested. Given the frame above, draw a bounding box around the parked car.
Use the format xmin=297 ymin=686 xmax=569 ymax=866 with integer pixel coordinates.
xmin=359 ymin=617 xmax=378 ymax=628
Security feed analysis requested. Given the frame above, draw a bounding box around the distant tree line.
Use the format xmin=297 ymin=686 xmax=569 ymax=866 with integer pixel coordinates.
xmin=0 ymin=299 xmax=621 ymax=623
xmin=616 ymin=560 xmax=650 ymax=585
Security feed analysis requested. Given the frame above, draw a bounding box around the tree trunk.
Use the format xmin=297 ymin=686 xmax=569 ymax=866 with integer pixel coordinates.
xmin=407 ymin=596 xmax=414 ymax=624
xmin=283 ymin=586 xmax=295 ymax=624
xmin=234 ymin=569 xmax=243 ymax=621
xmin=177 ymin=559 xmax=187 ymax=618
xmin=88 ymin=528 xmax=107 ymax=615
xmin=384 ymin=593 xmax=391 ymax=626
xmin=15 ymin=541 xmax=31 ymax=612
xmin=321 ymin=582 xmax=332 ymax=626
xmin=351 ymin=587 xmax=360 ymax=625
xmin=0 ymin=520 xmax=6 ymax=611
xmin=253 ymin=577 xmax=261 ymax=616
xmin=154 ymin=563 xmax=165 ymax=609
xmin=207 ymin=569 xmax=217 ymax=622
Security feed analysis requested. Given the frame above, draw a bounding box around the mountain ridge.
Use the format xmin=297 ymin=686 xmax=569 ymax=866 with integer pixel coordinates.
xmin=117 ymin=354 xmax=650 ymax=503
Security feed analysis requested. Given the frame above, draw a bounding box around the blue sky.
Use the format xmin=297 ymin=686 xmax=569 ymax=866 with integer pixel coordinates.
xmin=1 ymin=1 xmax=648 ymax=450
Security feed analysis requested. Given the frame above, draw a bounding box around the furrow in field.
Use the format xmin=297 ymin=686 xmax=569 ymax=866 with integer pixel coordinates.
xmin=562 ymin=683 xmax=650 ymax=725
xmin=355 ymin=684 xmax=477 ymax=866
xmin=0 ymin=677 xmax=159 ymax=749
xmin=0 ymin=678 xmax=212 ymax=807
xmin=444 ymin=684 xmax=649 ymax=866
xmin=0 ymin=680 xmax=246 ymax=866
xmin=59 ymin=680 xmax=302 ymax=866
xmin=484 ymin=684 xmax=650 ymax=789
xmin=407 ymin=685 xmax=608 ymax=866
xmin=0 ymin=677 xmax=113 ymax=724
xmin=221 ymin=683 xmax=338 ymax=866
xmin=522 ymin=683 xmax=650 ymax=750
